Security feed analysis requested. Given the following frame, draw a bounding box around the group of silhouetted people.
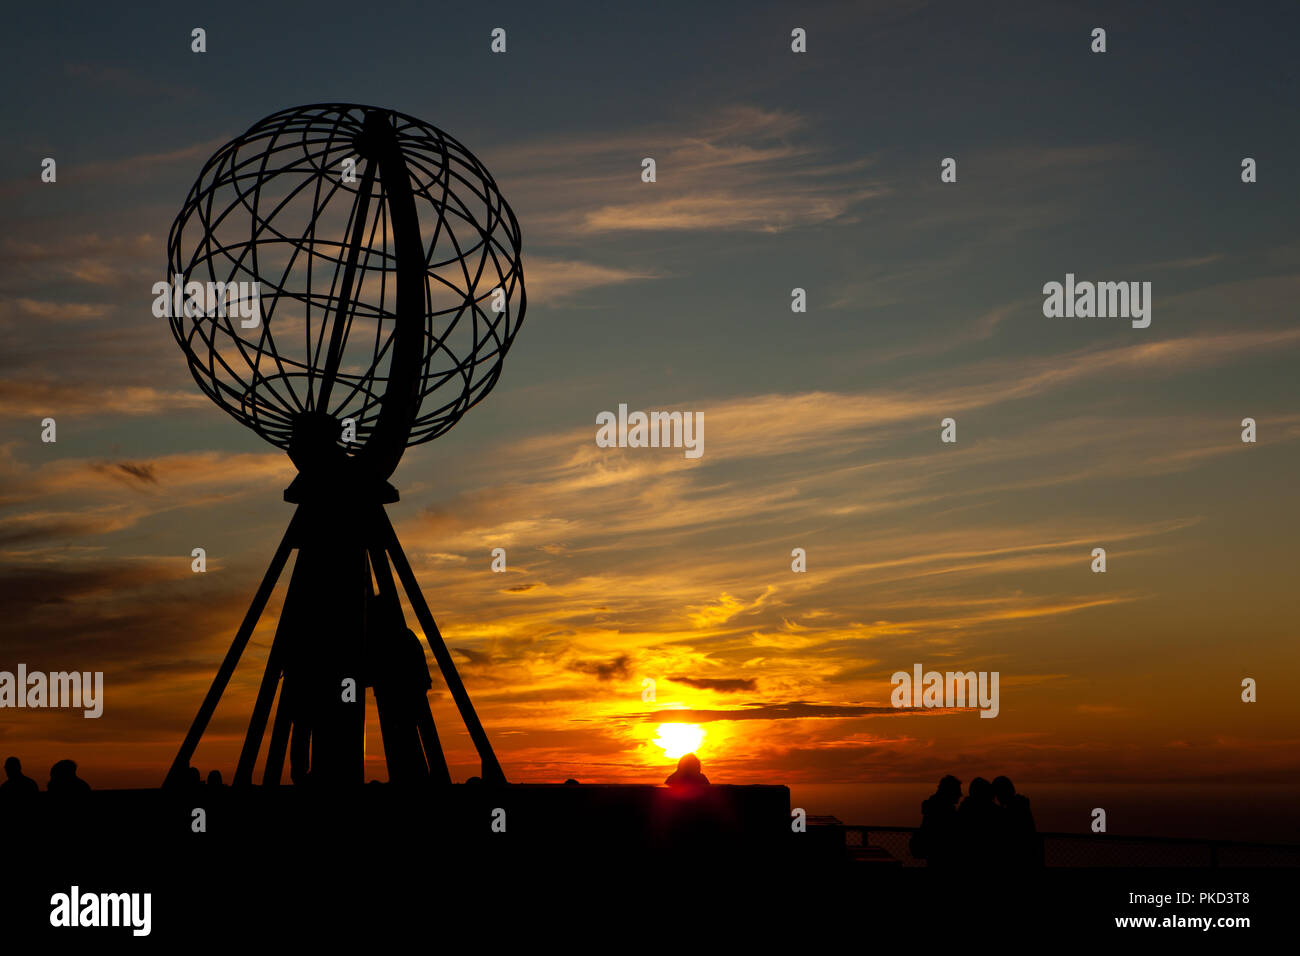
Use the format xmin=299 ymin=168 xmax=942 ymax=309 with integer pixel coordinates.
xmin=180 ymin=766 xmax=225 ymax=789
xmin=0 ymin=756 xmax=91 ymax=805
xmin=912 ymin=774 xmax=1041 ymax=868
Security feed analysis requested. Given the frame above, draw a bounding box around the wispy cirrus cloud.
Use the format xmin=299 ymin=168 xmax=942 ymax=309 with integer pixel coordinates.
xmin=523 ymin=255 xmax=658 ymax=303
xmin=0 ymin=381 xmax=206 ymax=417
xmin=496 ymin=105 xmax=884 ymax=238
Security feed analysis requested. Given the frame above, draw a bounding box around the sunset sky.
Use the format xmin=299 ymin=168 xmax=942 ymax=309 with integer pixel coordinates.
xmin=2 ymin=1 xmax=1297 ymax=828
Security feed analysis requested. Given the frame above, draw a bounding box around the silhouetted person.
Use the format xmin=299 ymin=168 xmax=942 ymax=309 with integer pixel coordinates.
xmin=661 ymin=753 xmax=719 ymax=856
xmin=47 ymin=759 xmax=91 ymax=797
xmin=913 ymin=775 xmax=962 ymax=867
xmin=206 ymin=769 xmax=224 ymax=788
xmin=0 ymin=757 xmax=39 ymax=804
xmin=368 ymin=625 xmax=439 ymax=784
xmin=958 ymin=776 xmax=1001 ymax=861
xmin=665 ymin=753 xmax=709 ymax=790
xmin=992 ymin=775 xmax=1040 ymax=867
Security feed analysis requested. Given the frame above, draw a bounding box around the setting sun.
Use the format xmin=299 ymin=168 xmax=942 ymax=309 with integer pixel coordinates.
xmin=653 ymin=723 xmax=705 ymax=760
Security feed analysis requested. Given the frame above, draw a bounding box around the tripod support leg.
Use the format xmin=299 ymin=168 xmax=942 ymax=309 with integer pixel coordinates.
xmin=379 ymin=510 xmax=506 ymax=785
xmin=235 ymin=541 xmax=316 ymax=785
xmin=416 ymin=697 xmax=453 ymax=785
xmin=164 ymin=516 xmax=297 ymax=788
xmin=367 ymin=546 xmax=427 ymax=783
xmin=262 ymin=680 xmax=294 ymax=786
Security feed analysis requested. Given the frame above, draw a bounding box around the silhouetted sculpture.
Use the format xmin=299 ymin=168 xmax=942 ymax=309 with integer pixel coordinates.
xmin=958 ymin=776 xmax=1001 ymax=861
xmin=0 ymin=756 xmax=39 ymax=804
xmin=992 ymin=775 xmax=1040 ymax=867
xmin=665 ymin=753 xmax=710 ymax=790
xmin=913 ymin=775 xmax=962 ymax=866
xmin=163 ymin=104 xmax=526 ymax=791
xmin=47 ymin=760 xmax=91 ymax=798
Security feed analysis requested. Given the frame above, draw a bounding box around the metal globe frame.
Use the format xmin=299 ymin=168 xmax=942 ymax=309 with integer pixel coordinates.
xmin=165 ymin=105 xmax=524 ymax=789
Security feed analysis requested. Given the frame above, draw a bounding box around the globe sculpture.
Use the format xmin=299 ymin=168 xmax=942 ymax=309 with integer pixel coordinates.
xmin=164 ymin=104 xmax=525 ymax=789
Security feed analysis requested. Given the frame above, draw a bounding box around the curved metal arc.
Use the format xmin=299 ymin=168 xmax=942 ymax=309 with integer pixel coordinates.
xmin=352 ymin=109 xmax=426 ymax=481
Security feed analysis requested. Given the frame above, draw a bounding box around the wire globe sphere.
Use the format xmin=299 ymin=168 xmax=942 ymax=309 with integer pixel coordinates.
xmin=166 ymin=103 xmax=525 ymax=467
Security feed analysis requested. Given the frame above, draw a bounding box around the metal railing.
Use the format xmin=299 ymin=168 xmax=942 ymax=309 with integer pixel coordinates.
xmin=838 ymin=825 xmax=1300 ymax=867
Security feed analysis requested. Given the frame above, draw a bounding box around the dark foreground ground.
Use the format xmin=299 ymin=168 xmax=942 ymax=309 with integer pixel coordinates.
xmin=1 ymin=783 xmax=1296 ymax=941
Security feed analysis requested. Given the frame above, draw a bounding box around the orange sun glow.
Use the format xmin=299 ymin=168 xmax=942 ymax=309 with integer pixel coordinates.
xmin=653 ymin=723 xmax=705 ymax=760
